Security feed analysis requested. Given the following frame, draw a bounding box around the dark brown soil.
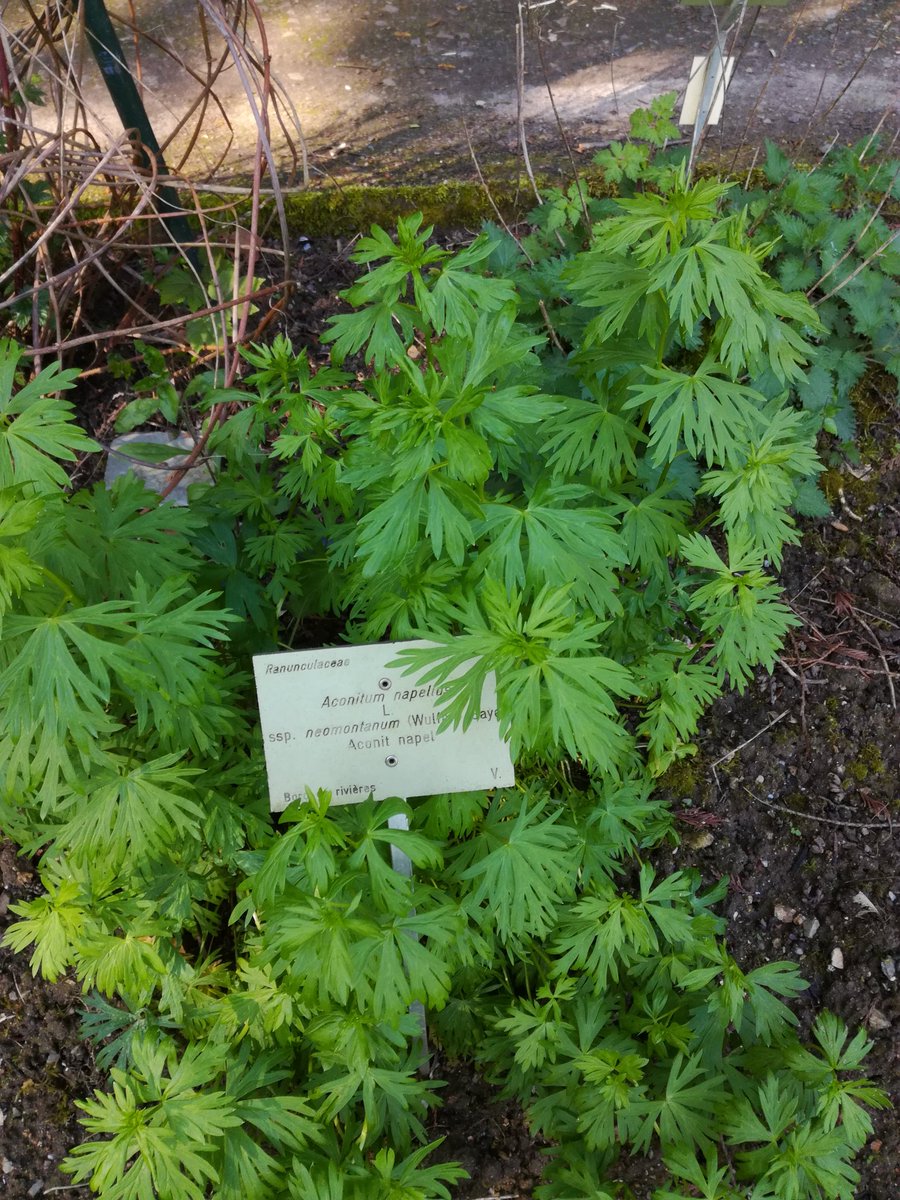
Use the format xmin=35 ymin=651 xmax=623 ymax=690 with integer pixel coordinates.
xmin=657 ymin=427 xmax=900 ymax=1200
xmin=0 ymin=845 xmax=105 ymax=1200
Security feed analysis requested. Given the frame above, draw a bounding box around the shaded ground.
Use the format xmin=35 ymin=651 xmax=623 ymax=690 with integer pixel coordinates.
xmin=660 ymin=419 xmax=900 ymax=1200
xmin=6 ymin=0 xmax=898 ymax=184
xmin=0 ymin=847 xmax=105 ymax=1200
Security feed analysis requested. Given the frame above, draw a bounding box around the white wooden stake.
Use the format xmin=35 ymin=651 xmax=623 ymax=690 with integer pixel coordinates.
xmin=388 ymin=810 xmax=429 ymax=1063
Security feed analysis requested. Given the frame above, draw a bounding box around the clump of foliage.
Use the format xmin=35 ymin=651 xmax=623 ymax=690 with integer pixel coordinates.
xmin=0 ymin=133 xmax=890 ymax=1200
xmin=733 ymin=138 xmax=899 ymax=445
xmin=586 ymin=97 xmax=899 ymax=449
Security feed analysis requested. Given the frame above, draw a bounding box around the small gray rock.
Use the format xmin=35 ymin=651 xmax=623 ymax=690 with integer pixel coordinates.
xmin=866 ymin=1008 xmax=892 ymax=1032
xmin=859 ymin=572 xmax=900 ymax=618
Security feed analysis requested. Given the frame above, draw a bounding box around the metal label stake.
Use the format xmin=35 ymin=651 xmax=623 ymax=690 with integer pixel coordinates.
xmin=388 ymin=810 xmax=429 ymax=1064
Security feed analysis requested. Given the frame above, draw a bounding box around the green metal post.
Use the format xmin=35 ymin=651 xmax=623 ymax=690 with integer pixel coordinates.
xmin=82 ymin=0 xmax=198 ymax=262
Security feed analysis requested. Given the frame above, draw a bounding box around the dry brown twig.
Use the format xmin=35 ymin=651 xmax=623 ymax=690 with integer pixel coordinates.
xmin=1 ymin=0 xmax=305 ymax=370
xmin=741 ymin=786 xmax=894 ymax=833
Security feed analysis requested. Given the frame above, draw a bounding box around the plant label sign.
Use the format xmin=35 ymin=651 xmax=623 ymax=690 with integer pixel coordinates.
xmin=253 ymin=641 xmax=514 ymax=811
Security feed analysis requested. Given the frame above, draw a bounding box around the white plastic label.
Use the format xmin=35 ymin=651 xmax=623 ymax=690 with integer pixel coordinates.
xmin=253 ymin=640 xmax=515 ymax=811
xmin=679 ymin=53 xmax=735 ymax=126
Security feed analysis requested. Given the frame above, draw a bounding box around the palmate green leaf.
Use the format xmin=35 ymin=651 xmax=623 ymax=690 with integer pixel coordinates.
xmin=352 ymin=476 xmax=481 ymax=575
xmin=747 ymin=1125 xmax=860 ymax=1200
xmin=591 ymin=174 xmax=734 ymax=266
xmin=633 ymin=1053 xmax=725 ymax=1155
xmin=64 ymin=1038 xmax=240 ymax=1200
xmin=323 ymin=297 xmax=417 ymax=367
xmin=346 ymin=553 xmax=463 ymax=641
xmin=364 ymin=1141 xmax=467 ymax=1200
xmin=552 ymin=869 xmax=695 ymax=993
xmin=423 ymin=475 xmax=480 ymax=563
xmin=611 ymin=486 xmax=691 ymax=573
xmin=392 ymin=581 xmax=636 ymax=767
xmin=453 ymin=790 xmax=578 ymax=942
xmin=784 ymin=1014 xmax=891 ymax=1148
xmin=725 ymin=1075 xmax=798 ymax=1147
xmin=637 ymin=654 xmax=720 ymax=767
xmin=352 ymin=480 xmax=423 ymax=574
xmin=562 ymin=256 xmax=651 ymax=345
xmin=0 ymin=338 xmax=98 ymax=493
xmin=119 ymin=576 xmax=240 ymax=752
xmin=541 ymin=392 xmax=646 ymax=487
xmin=3 ymin=876 xmax=88 ymax=981
xmin=475 ymin=484 xmax=627 ymax=616
xmin=625 ymin=358 xmax=763 ymax=466
xmin=76 ymin=929 xmax=168 ymax=1002
xmin=572 ymin=1046 xmax=648 ymax=1151
xmin=49 ymin=752 xmax=203 ymax=870
xmin=0 ymin=600 xmax=139 ymax=789
xmin=648 ymin=231 xmax=763 ymax=335
xmin=681 ymin=534 xmax=800 ymax=690
xmin=698 ymin=405 xmax=821 ymax=565
xmin=63 ymin=474 xmax=203 ymax=599
xmin=264 ymin=891 xmax=377 ymax=1008
xmin=495 ymin=989 xmax=575 ymax=1071
xmin=216 ymin=1048 xmax=322 ymax=1200
xmin=656 ymin=1145 xmax=743 ymax=1200
xmin=360 ymin=906 xmax=458 ymax=1017
xmin=751 ymin=288 xmax=819 ymax=386
xmin=727 ymin=1079 xmax=861 ymax=1200
xmin=419 ymin=235 xmax=516 ymax=336
xmin=0 ymin=488 xmax=44 ymax=613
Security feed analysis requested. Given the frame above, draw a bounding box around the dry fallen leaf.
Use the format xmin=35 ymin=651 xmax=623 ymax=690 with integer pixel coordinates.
xmin=393 ymin=30 xmax=412 ymax=39
xmin=437 ymin=62 xmax=456 ymax=70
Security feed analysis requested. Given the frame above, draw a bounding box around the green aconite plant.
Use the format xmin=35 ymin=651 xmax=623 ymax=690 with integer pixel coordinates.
xmin=580 ymin=94 xmax=899 ymax=447
xmin=0 ymin=163 xmax=889 ymax=1200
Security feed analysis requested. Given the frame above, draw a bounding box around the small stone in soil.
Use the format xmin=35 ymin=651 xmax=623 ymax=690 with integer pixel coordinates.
xmin=830 ymin=947 xmax=844 ymax=970
xmin=867 ymin=1008 xmax=892 ymax=1032
xmin=804 ymin=917 xmax=820 ymax=938
xmin=880 ymin=958 xmax=897 ymax=982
